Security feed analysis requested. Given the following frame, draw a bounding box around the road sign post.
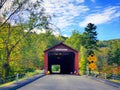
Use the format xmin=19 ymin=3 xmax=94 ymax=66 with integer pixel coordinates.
xmin=88 ymin=54 xmax=97 ymax=71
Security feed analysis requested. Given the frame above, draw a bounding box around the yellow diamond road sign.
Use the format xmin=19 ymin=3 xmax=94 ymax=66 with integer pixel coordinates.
xmin=88 ymin=63 xmax=96 ymax=70
xmin=88 ymin=54 xmax=97 ymax=62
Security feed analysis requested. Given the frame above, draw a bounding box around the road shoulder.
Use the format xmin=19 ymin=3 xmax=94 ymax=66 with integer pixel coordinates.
xmin=84 ymin=75 xmax=120 ymax=88
xmin=0 ymin=74 xmax=45 ymax=90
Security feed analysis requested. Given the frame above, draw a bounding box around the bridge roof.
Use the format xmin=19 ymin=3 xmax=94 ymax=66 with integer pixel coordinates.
xmin=44 ymin=42 xmax=78 ymax=53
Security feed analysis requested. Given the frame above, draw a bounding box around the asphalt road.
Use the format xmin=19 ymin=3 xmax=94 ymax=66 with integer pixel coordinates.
xmin=18 ymin=75 xmax=118 ymax=90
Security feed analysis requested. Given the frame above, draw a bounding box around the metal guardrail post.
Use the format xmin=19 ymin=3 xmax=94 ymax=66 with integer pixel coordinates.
xmin=112 ymin=74 xmax=115 ymax=80
xmin=105 ymin=73 xmax=107 ymax=79
xmin=26 ymin=72 xmax=29 ymax=79
xmin=34 ymin=71 xmax=36 ymax=76
xmin=16 ymin=73 xmax=19 ymax=83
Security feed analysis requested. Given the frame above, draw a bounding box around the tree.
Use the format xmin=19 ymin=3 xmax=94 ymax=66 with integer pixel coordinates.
xmin=107 ymin=46 xmax=120 ymax=66
xmin=19 ymin=33 xmax=40 ymax=72
xmin=0 ymin=0 xmax=52 ymax=77
xmin=79 ymin=46 xmax=87 ymax=75
xmin=83 ymin=23 xmax=98 ymax=55
xmin=65 ymin=30 xmax=87 ymax=75
xmin=95 ymin=39 xmax=120 ymax=75
xmin=65 ymin=30 xmax=83 ymax=51
xmin=82 ymin=23 xmax=98 ymax=75
xmin=0 ymin=0 xmax=7 ymax=9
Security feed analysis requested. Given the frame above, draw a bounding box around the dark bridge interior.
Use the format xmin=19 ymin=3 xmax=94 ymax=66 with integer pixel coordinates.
xmin=48 ymin=52 xmax=75 ymax=74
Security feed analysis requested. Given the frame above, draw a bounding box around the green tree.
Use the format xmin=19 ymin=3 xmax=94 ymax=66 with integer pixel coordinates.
xmin=79 ymin=46 xmax=87 ymax=75
xmin=65 ymin=30 xmax=87 ymax=75
xmin=0 ymin=0 xmax=6 ymax=9
xmin=65 ymin=30 xmax=83 ymax=51
xmin=0 ymin=24 xmax=24 ymax=77
xmin=83 ymin=23 xmax=98 ymax=55
xmin=0 ymin=0 xmax=52 ymax=77
xmin=19 ymin=33 xmax=40 ymax=72
xmin=107 ymin=46 xmax=120 ymax=66
xmin=96 ymin=39 xmax=120 ymax=75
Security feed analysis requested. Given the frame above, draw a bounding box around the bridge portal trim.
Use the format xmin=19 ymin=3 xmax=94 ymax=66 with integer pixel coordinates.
xmin=44 ymin=42 xmax=79 ymax=75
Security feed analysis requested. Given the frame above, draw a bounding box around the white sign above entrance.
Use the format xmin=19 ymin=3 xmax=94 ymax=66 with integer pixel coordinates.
xmin=55 ymin=48 xmax=68 ymax=51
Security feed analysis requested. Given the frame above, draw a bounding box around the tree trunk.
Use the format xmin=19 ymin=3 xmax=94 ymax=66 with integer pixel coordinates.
xmin=5 ymin=53 xmax=11 ymax=76
xmin=3 ymin=62 xmax=10 ymax=77
xmin=4 ymin=62 xmax=10 ymax=77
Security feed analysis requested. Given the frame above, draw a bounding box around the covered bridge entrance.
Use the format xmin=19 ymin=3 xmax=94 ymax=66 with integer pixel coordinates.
xmin=44 ymin=42 xmax=78 ymax=75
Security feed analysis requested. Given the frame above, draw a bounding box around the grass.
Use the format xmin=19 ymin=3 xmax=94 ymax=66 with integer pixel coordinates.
xmin=109 ymin=79 xmax=120 ymax=83
xmin=0 ymin=77 xmax=26 ymax=87
xmin=0 ymin=70 xmax=43 ymax=87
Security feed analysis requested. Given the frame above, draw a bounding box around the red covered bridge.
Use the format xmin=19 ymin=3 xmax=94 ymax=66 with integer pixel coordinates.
xmin=44 ymin=42 xmax=79 ymax=75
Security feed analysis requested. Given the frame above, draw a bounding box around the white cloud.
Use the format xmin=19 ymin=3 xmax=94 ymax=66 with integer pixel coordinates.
xmin=76 ymin=0 xmax=85 ymax=3
xmin=44 ymin=0 xmax=89 ymax=29
xmin=31 ymin=28 xmax=44 ymax=34
xmin=0 ymin=0 xmax=32 ymax=23
xmin=52 ymin=31 xmax=60 ymax=36
xmin=63 ymin=34 xmax=70 ymax=37
xmin=79 ymin=6 xmax=120 ymax=27
xmin=30 ymin=28 xmax=60 ymax=36
xmin=25 ymin=28 xmax=46 ymax=34
xmin=1 ymin=0 xmax=88 ymax=30
xmin=0 ymin=0 xmax=13 ymax=20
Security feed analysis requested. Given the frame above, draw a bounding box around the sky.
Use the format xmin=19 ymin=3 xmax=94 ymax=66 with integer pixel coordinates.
xmin=1 ymin=0 xmax=120 ymax=40
xmin=43 ymin=0 xmax=120 ymax=40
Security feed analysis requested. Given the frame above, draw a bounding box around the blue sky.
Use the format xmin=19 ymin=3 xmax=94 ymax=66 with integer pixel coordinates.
xmin=44 ymin=0 xmax=120 ymax=40
xmin=1 ymin=0 xmax=119 ymax=40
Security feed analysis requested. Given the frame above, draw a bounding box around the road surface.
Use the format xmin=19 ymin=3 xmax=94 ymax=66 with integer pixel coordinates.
xmin=18 ymin=75 xmax=118 ymax=90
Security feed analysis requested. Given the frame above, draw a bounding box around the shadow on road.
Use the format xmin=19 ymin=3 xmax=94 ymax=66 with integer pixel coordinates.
xmin=0 ymin=74 xmax=45 ymax=90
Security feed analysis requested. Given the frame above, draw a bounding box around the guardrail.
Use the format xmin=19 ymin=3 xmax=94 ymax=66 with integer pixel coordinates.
xmin=88 ymin=72 xmax=120 ymax=80
xmin=0 ymin=73 xmax=25 ymax=85
xmin=0 ymin=70 xmax=44 ymax=85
